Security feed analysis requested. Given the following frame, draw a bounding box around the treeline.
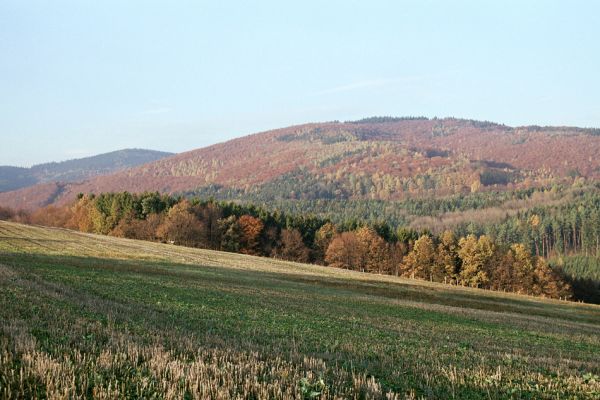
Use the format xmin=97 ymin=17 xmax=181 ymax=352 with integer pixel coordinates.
xmin=0 ymin=192 xmax=576 ymax=301
xmin=551 ymin=255 xmax=600 ymax=304
xmin=348 ymin=116 xmax=429 ymax=124
xmin=464 ymin=189 xmax=600 ymax=259
xmin=185 ymin=185 xmax=547 ymax=229
xmin=323 ymin=229 xmax=570 ymax=299
xmin=452 ymin=189 xmax=600 ymax=303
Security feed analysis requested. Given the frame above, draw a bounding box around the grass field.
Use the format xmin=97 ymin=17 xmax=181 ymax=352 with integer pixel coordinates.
xmin=0 ymin=221 xmax=599 ymax=399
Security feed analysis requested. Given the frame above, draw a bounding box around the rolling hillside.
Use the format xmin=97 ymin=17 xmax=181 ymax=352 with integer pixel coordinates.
xmin=2 ymin=118 xmax=600 ymax=211
xmin=0 ymin=148 xmax=173 ymax=194
xmin=0 ymin=221 xmax=598 ymax=398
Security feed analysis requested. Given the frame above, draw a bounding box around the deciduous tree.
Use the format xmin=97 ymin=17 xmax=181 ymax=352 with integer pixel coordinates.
xmin=436 ymin=230 xmax=459 ymax=283
xmin=314 ymin=222 xmax=337 ymax=263
xmin=402 ymin=235 xmax=436 ymax=279
xmin=156 ymin=201 xmax=204 ymax=247
xmin=276 ymin=228 xmax=310 ymax=262
xmin=237 ymin=215 xmax=264 ymax=255
xmin=458 ymin=234 xmax=494 ymax=287
xmin=325 ymin=232 xmax=360 ymax=270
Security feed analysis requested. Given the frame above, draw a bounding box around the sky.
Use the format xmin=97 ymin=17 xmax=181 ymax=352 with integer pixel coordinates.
xmin=1 ymin=0 xmax=599 ymax=166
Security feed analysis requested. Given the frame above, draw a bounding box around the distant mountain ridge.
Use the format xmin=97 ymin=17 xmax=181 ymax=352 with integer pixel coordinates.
xmin=2 ymin=117 xmax=600 ymax=210
xmin=0 ymin=149 xmax=173 ymax=193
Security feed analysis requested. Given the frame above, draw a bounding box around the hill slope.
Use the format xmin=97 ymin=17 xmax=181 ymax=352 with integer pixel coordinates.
xmin=0 ymin=148 xmax=173 ymax=193
xmin=0 ymin=221 xmax=598 ymax=398
xmin=1 ymin=117 xmax=600 ymax=210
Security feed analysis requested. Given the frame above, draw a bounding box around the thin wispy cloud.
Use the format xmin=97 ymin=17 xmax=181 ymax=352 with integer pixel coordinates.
xmin=139 ymin=107 xmax=172 ymax=115
xmin=313 ymin=75 xmax=432 ymax=96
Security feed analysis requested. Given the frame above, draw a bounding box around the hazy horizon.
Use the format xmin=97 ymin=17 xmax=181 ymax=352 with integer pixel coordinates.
xmin=2 ymin=0 xmax=599 ymax=166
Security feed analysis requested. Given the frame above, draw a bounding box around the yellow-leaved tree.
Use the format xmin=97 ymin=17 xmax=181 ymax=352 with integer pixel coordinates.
xmin=436 ymin=230 xmax=459 ymax=283
xmin=457 ymin=234 xmax=495 ymax=288
xmin=402 ymin=235 xmax=436 ymax=280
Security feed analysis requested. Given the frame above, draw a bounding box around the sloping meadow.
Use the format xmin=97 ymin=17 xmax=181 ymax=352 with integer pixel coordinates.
xmin=0 ymin=221 xmax=599 ymax=399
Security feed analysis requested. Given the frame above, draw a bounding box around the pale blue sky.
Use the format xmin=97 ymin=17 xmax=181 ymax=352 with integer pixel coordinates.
xmin=1 ymin=0 xmax=599 ymax=166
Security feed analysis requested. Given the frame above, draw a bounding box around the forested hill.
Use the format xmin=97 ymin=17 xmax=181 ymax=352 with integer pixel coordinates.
xmin=2 ymin=117 xmax=600 ymax=210
xmin=0 ymin=148 xmax=173 ymax=193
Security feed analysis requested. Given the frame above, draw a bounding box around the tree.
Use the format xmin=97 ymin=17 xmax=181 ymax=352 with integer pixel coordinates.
xmin=110 ymin=211 xmax=134 ymax=238
xmin=490 ymin=248 xmax=515 ymax=292
xmin=402 ymin=235 xmax=436 ymax=280
xmin=156 ymin=201 xmax=204 ymax=247
xmin=30 ymin=205 xmax=72 ymax=228
xmin=141 ymin=192 xmax=168 ymax=216
xmin=533 ymin=257 xmax=572 ymax=299
xmin=219 ymin=216 xmax=242 ymax=252
xmin=314 ymin=222 xmax=337 ymax=263
xmin=529 ymin=214 xmax=541 ymax=256
xmin=355 ymin=226 xmax=390 ymax=273
xmin=436 ymin=230 xmax=459 ymax=283
xmin=195 ymin=202 xmax=223 ymax=249
xmin=262 ymin=225 xmax=280 ymax=257
xmin=111 ymin=212 xmax=162 ymax=241
xmin=389 ymin=241 xmax=408 ymax=276
xmin=275 ymin=228 xmax=310 ymax=262
xmin=92 ymin=192 xmax=136 ymax=234
xmin=237 ymin=215 xmax=264 ymax=255
xmin=325 ymin=232 xmax=360 ymax=270
xmin=511 ymin=243 xmax=535 ymax=294
xmin=457 ymin=234 xmax=494 ymax=288
xmin=67 ymin=195 xmax=96 ymax=232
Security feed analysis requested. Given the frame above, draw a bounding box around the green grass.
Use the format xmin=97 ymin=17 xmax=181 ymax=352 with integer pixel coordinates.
xmin=0 ymin=221 xmax=599 ymax=399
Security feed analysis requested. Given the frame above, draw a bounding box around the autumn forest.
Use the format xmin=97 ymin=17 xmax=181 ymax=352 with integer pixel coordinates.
xmin=4 ymin=184 xmax=598 ymax=303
